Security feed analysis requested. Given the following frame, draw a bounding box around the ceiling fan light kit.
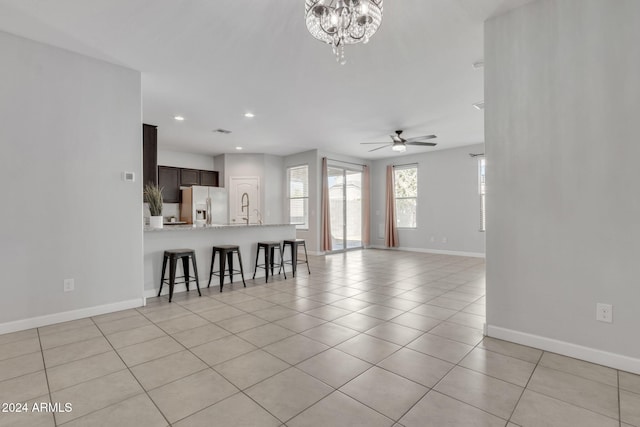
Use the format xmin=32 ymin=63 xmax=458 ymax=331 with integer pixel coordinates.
xmin=305 ymin=0 xmax=383 ymax=65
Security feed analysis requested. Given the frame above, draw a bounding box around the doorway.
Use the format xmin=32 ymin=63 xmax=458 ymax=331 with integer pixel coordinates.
xmin=328 ymin=166 xmax=363 ymax=251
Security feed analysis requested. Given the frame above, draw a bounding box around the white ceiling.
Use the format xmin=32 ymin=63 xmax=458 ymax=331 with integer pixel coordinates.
xmin=0 ymin=0 xmax=531 ymax=159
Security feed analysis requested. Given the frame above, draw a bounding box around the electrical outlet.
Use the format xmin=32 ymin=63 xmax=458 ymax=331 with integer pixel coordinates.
xmin=442 ymin=237 xmax=448 ymax=243
xmin=430 ymin=236 xmax=435 ymax=242
xmin=63 ymin=279 xmax=74 ymax=292
xmin=596 ymin=303 xmax=612 ymax=323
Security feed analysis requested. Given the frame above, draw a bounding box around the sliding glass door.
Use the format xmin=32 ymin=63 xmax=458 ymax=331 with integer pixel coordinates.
xmin=328 ymin=166 xmax=363 ymax=251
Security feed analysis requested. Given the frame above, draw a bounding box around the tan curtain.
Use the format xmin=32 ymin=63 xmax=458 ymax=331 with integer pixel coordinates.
xmin=321 ymin=157 xmax=332 ymax=251
xmin=362 ymin=164 xmax=371 ymax=246
xmin=385 ymin=165 xmax=399 ymax=247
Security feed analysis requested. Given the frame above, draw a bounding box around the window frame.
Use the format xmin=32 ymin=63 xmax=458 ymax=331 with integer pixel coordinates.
xmin=394 ymin=164 xmax=418 ymax=229
xmin=287 ymin=164 xmax=309 ymax=230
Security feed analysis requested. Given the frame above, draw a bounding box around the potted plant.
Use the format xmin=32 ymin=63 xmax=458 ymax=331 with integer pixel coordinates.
xmin=144 ymin=184 xmax=164 ymax=228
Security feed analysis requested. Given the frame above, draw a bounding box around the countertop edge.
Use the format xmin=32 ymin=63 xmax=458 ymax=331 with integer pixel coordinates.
xmin=144 ymin=223 xmax=295 ymax=232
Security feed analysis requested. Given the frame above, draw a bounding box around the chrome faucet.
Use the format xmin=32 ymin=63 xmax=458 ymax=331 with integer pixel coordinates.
xmin=241 ymin=192 xmax=249 ymax=225
xmin=253 ymin=209 xmax=263 ymax=225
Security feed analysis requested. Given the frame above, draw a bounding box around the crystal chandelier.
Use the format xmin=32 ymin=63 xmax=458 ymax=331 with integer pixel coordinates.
xmin=305 ymin=0 xmax=383 ymax=65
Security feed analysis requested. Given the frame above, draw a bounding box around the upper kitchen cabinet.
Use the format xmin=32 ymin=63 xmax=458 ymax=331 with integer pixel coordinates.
xmin=179 ymin=168 xmax=219 ymax=187
xmin=158 ymin=166 xmax=180 ymax=203
xmin=200 ymin=170 xmax=219 ymax=186
xmin=180 ymin=168 xmax=200 ymax=186
xmin=142 ymin=124 xmax=157 ymax=187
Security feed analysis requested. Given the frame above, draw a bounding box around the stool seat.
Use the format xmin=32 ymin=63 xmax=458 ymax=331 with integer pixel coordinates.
xmin=208 ymin=245 xmax=246 ymax=292
xmin=253 ymin=241 xmax=285 ymax=283
xmin=158 ymin=249 xmax=201 ymax=302
xmin=280 ymin=239 xmax=310 ymax=278
xmin=165 ymin=249 xmax=197 ymax=256
xmin=212 ymin=245 xmax=240 ymax=250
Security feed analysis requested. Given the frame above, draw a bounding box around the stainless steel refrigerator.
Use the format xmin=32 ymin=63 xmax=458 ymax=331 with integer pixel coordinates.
xmin=180 ymin=186 xmax=228 ymax=225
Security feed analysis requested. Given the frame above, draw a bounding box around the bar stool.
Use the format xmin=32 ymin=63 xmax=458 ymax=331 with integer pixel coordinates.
xmin=253 ymin=241 xmax=286 ymax=283
xmin=158 ymin=249 xmax=201 ymax=303
xmin=280 ymin=239 xmax=311 ymax=278
xmin=208 ymin=245 xmax=246 ymax=292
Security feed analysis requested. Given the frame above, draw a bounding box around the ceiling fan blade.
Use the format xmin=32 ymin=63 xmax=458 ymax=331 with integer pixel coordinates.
xmin=406 ymin=141 xmax=437 ymax=147
xmin=404 ymin=135 xmax=437 ymax=143
xmin=368 ymin=144 xmax=392 ymax=152
xmin=360 ymin=142 xmax=391 ymax=145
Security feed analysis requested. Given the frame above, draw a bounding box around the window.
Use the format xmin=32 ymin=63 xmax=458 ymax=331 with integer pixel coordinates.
xmin=479 ymin=157 xmax=486 ymax=232
xmin=394 ymin=165 xmax=418 ymax=228
xmin=287 ymin=165 xmax=308 ymax=229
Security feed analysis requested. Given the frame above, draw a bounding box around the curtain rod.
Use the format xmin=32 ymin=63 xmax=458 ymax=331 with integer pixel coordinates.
xmin=393 ymin=162 xmax=418 ymax=168
xmin=326 ymin=158 xmax=367 ymax=167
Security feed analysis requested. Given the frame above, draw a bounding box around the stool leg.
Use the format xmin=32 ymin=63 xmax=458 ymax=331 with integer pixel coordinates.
xmin=228 ymin=251 xmax=234 ymax=283
xmin=279 ymin=244 xmax=286 ymax=280
xmin=219 ymin=250 xmax=226 ymax=292
xmin=191 ymin=254 xmax=201 ymax=296
xmin=270 ymin=246 xmax=275 ymax=276
xmin=182 ymin=256 xmax=190 ymax=292
xmin=169 ymin=256 xmax=177 ymax=302
xmin=158 ymin=254 xmax=168 ymax=297
xmin=253 ymin=245 xmax=260 ymax=280
xmin=208 ymin=250 xmax=217 ymax=288
xmin=303 ymin=242 xmax=310 ymax=274
xmin=237 ymin=249 xmax=246 ymax=287
xmin=291 ymin=243 xmax=298 ymax=278
xmin=265 ymin=246 xmax=271 ymax=283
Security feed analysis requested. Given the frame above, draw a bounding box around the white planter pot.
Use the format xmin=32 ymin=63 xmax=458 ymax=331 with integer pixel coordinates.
xmin=149 ymin=216 xmax=163 ymax=229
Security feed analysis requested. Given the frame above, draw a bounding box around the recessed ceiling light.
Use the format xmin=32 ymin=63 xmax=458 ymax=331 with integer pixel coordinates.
xmin=244 ymin=112 xmax=255 ymax=118
xmin=473 ymin=101 xmax=485 ymax=110
xmin=235 ymin=146 xmax=243 ymax=150
xmin=174 ymin=115 xmax=185 ymax=121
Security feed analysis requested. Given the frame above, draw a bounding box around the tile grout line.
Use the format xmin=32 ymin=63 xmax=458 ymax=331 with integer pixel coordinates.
xmin=35 ymin=328 xmax=56 ymax=426
xmin=504 ymin=344 xmax=545 ymax=425
xmin=55 ymin=316 xmax=175 ymax=427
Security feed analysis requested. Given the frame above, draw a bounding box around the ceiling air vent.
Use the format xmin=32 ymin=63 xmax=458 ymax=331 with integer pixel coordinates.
xmin=214 ymin=129 xmax=232 ymax=134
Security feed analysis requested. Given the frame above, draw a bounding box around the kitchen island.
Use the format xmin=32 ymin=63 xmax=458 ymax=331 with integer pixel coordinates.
xmin=144 ymin=223 xmax=296 ymax=298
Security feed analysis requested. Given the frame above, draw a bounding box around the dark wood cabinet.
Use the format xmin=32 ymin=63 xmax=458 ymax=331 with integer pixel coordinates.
xmin=200 ymin=170 xmax=219 ymax=186
xmin=180 ymin=169 xmax=200 ymax=186
xmin=158 ymin=166 xmax=180 ymax=203
xmin=142 ymin=124 xmax=157 ymax=188
xmin=158 ymin=166 xmax=219 ymax=203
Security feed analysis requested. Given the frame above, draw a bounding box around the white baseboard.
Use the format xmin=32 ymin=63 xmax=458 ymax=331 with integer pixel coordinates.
xmin=0 ymin=298 xmax=144 ymax=335
xmin=369 ymin=245 xmax=485 ymax=258
xmin=487 ymin=325 xmax=640 ymax=375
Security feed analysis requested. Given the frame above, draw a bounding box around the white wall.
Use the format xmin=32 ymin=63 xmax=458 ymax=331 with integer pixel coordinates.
xmin=0 ymin=31 xmax=143 ymax=331
xmin=370 ymin=144 xmax=486 ymax=256
xmin=485 ymin=0 xmax=640 ymax=372
xmin=264 ymin=154 xmax=284 ymax=224
xmin=157 ymin=149 xmax=215 ymax=171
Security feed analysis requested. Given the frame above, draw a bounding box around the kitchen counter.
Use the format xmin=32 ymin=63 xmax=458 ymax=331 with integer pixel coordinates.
xmin=144 ymin=223 xmax=292 ymax=232
xmin=144 ymin=223 xmax=296 ymax=298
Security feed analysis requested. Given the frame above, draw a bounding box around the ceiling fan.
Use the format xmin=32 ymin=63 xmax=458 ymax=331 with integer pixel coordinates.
xmin=361 ymin=130 xmax=437 ymax=152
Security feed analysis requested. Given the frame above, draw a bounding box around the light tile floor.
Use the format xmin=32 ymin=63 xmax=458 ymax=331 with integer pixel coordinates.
xmin=0 ymin=249 xmax=638 ymax=426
